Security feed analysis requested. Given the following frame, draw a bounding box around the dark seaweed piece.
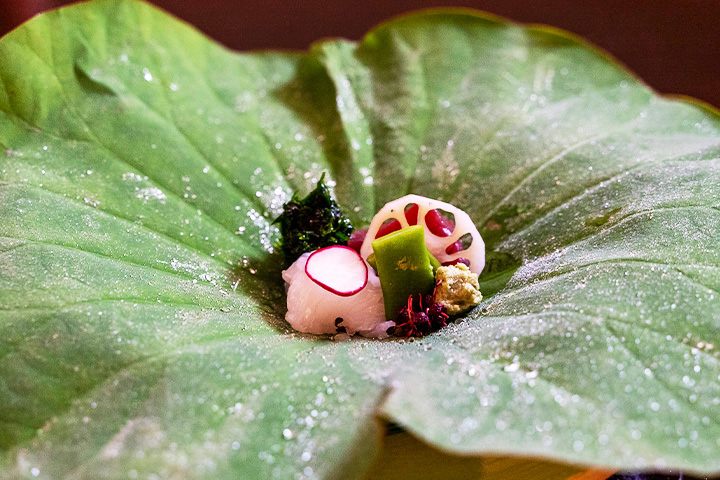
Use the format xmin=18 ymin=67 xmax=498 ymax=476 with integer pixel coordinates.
xmin=274 ymin=173 xmax=354 ymax=265
xmin=335 ymin=317 xmax=347 ymax=334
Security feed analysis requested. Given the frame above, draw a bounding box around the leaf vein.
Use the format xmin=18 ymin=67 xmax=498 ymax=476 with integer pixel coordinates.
xmin=7 ymin=41 xmax=245 ymax=240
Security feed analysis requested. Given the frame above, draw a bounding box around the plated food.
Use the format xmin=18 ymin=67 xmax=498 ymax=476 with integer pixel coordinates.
xmin=277 ymin=178 xmax=485 ymax=338
xmin=1 ymin=1 xmax=718 ymax=478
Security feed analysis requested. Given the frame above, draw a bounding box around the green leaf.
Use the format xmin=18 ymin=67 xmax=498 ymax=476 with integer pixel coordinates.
xmin=1 ymin=1 xmax=719 ymax=478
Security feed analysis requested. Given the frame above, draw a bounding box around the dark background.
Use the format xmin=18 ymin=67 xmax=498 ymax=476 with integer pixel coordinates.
xmin=1 ymin=0 xmax=719 ymax=108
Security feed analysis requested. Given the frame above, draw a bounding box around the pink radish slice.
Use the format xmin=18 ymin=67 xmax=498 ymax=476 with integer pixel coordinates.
xmin=305 ymin=246 xmax=368 ymax=296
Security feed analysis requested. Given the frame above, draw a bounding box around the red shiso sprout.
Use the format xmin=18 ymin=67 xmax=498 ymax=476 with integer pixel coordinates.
xmin=389 ymin=292 xmax=449 ymax=338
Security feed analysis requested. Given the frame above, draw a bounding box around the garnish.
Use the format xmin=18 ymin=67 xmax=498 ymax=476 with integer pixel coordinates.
xmin=433 ymin=264 xmax=483 ymax=315
xmin=389 ymin=294 xmax=449 ymax=338
xmin=305 ymin=245 xmax=368 ymax=296
xmin=370 ymin=225 xmax=439 ymax=319
xmin=274 ymin=174 xmax=354 ymax=264
xmin=347 ymin=228 xmax=367 ymax=253
xmin=280 ymin=191 xmax=485 ymax=338
xmin=282 ymin=252 xmax=385 ymax=336
xmin=359 ymin=195 xmax=485 ymax=274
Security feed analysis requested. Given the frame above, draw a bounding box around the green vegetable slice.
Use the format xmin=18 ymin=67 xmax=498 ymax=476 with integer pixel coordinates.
xmin=1 ymin=1 xmax=719 ymax=479
xmin=366 ymin=235 xmax=441 ymax=276
xmin=371 ymin=225 xmax=437 ymax=319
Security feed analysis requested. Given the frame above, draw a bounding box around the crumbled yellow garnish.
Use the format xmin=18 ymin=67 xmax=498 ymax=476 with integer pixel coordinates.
xmin=434 ymin=264 xmax=482 ymax=315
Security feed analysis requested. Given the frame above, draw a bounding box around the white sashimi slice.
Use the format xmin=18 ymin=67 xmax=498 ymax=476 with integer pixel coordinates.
xmin=282 ymin=252 xmax=386 ymax=336
xmin=359 ymin=194 xmax=486 ymax=275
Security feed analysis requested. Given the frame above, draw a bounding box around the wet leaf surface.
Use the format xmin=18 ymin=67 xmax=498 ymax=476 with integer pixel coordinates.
xmin=1 ymin=1 xmax=719 ymax=478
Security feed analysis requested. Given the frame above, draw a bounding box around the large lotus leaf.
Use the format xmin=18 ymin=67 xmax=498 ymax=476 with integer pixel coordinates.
xmin=1 ymin=1 xmax=719 ymax=478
